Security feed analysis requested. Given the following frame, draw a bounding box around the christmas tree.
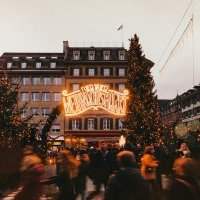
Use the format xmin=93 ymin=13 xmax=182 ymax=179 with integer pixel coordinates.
xmin=0 ymin=77 xmax=35 ymax=149
xmin=125 ymin=34 xmax=162 ymax=145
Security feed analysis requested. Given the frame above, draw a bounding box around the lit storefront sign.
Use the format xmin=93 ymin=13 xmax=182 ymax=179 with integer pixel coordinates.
xmin=62 ymin=84 xmax=129 ymax=116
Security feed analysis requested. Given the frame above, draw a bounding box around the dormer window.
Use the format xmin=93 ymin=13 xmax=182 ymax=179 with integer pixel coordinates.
xmin=103 ymin=50 xmax=110 ymax=60
xmin=51 ymin=56 xmax=58 ymax=59
xmin=88 ymin=51 xmax=95 ymax=60
xmin=7 ymin=62 xmax=12 ymax=69
xmin=26 ymin=56 xmax=32 ymax=59
xmin=36 ymin=62 xmax=41 ymax=69
xmin=12 ymin=56 xmax=19 ymax=60
xmin=119 ymin=50 xmax=125 ymax=60
xmin=73 ymin=50 xmax=80 ymax=60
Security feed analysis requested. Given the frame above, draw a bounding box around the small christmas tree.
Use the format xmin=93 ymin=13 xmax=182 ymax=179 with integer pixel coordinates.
xmin=125 ymin=34 xmax=162 ymax=145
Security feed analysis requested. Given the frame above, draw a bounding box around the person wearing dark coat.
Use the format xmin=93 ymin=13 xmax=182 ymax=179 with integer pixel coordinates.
xmin=165 ymin=157 xmax=200 ymax=200
xmin=104 ymin=150 xmax=150 ymax=200
xmin=75 ymin=152 xmax=90 ymax=200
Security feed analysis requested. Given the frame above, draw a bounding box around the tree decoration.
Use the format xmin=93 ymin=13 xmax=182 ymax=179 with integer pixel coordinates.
xmin=125 ymin=34 xmax=162 ymax=145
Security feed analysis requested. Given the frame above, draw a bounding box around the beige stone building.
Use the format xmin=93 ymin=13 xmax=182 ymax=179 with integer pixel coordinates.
xmin=0 ymin=41 xmax=128 ymax=146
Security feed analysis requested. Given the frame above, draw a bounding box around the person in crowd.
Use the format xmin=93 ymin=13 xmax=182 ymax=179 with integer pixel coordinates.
xmin=165 ymin=157 xmax=200 ymax=200
xmin=75 ymin=151 xmax=90 ymax=200
xmin=14 ymin=145 xmax=45 ymax=200
xmin=177 ymin=142 xmax=191 ymax=158
xmin=87 ymin=148 xmax=109 ymax=200
xmin=140 ymin=145 xmax=160 ymax=200
xmin=141 ymin=146 xmax=159 ymax=181
xmin=55 ymin=150 xmax=80 ymax=200
xmin=104 ymin=150 xmax=150 ymax=200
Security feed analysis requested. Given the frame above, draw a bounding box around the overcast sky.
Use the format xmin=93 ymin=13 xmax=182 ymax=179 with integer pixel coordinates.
xmin=0 ymin=0 xmax=199 ymax=99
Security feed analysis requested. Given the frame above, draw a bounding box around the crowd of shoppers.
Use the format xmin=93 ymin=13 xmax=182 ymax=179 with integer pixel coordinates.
xmin=3 ymin=140 xmax=200 ymax=200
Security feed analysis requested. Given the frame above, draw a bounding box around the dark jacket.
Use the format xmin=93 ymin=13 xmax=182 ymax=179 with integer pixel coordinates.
xmin=166 ymin=176 xmax=200 ymax=200
xmin=104 ymin=167 xmax=150 ymax=200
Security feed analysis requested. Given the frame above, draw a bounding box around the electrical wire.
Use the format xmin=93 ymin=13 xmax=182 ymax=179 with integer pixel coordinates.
xmin=155 ymin=0 xmax=193 ymax=72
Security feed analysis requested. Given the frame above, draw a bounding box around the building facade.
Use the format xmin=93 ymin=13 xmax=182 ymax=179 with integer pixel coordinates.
xmin=160 ymin=85 xmax=200 ymax=133
xmin=0 ymin=41 xmax=128 ymax=146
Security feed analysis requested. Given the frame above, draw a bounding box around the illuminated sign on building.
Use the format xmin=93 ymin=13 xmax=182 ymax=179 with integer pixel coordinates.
xmin=62 ymin=84 xmax=129 ymax=116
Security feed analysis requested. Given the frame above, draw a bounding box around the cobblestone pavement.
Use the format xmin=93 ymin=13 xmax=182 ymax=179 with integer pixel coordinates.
xmin=2 ymin=178 xmax=104 ymax=200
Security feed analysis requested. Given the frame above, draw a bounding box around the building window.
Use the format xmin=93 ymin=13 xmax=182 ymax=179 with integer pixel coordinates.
xmin=118 ymin=119 xmax=124 ymax=129
xmin=50 ymin=62 xmax=56 ymax=68
xmin=88 ymin=68 xmax=95 ymax=76
xmin=36 ymin=62 xmax=41 ymax=69
xmin=7 ymin=62 xmax=12 ymax=69
xmin=21 ymin=62 xmax=27 ymax=69
xmin=72 ymin=119 xmax=81 ymax=130
xmin=54 ymin=93 xmax=61 ymax=101
xmin=103 ymin=51 xmax=110 ymax=60
xmin=32 ymin=77 xmax=41 ymax=85
xmin=42 ymin=108 xmax=50 ymax=117
xmin=21 ymin=92 xmax=29 ymax=101
xmin=73 ymin=50 xmax=80 ymax=60
xmin=103 ymin=68 xmax=110 ymax=76
xmin=118 ymin=50 xmax=125 ymax=60
xmin=118 ymin=68 xmax=125 ymax=76
xmin=103 ymin=118 xmax=111 ymax=130
xmin=43 ymin=77 xmax=51 ymax=85
xmin=40 ymin=56 xmax=46 ymax=59
xmin=51 ymin=124 xmax=60 ymax=133
xmin=73 ymin=68 xmax=80 ymax=76
xmin=26 ymin=56 xmax=32 ymax=60
xmin=118 ymin=83 xmax=125 ymax=92
xmin=11 ymin=77 xmax=19 ymax=84
xmin=72 ymin=83 xmax=80 ymax=91
xmin=42 ymin=92 xmax=51 ymax=101
xmin=22 ymin=77 xmax=31 ymax=85
xmin=88 ymin=51 xmax=95 ymax=60
xmin=32 ymin=108 xmax=40 ymax=116
xmin=53 ymin=77 xmax=62 ymax=85
xmin=32 ymin=93 xmax=41 ymax=101
xmin=51 ymin=56 xmax=58 ymax=59
xmin=88 ymin=118 xmax=95 ymax=130
xmin=22 ymin=109 xmax=28 ymax=118
xmin=12 ymin=56 xmax=19 ymax=60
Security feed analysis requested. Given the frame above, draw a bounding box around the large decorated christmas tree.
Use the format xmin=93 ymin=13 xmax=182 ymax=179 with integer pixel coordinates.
xmin=125 ymin=34 xmax=162 ymax=145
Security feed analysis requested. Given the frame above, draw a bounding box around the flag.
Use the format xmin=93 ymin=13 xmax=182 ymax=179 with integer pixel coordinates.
xmin=117 ymin=24 xmax=123 ymax=31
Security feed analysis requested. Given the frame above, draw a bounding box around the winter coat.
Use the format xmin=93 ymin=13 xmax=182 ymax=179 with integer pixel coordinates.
xmin=141 ymin=153 xmax=158 ymax=181
xmin=104 ymin=167 xmax=150 ymax=200
xmin=165 ymin=176 xmax=200 ymax=200
xmin=15 ymin=154 xmax=44 ymax=200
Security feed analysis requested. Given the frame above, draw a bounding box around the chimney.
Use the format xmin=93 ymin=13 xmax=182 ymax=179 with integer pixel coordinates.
xmin=63 ymin=40 xmax=69 ymax=59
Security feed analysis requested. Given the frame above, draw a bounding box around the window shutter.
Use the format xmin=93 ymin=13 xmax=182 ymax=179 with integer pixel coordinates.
xmin=69 ymin=119 xmax=72 ymax=130
xmin=94 ymin=118 xmax=97 ymax=129
xmin=70 ymin=68 xmax=73 ymax=76
xmin=79 ymin=118 xmax=82 ymax=129
xmin=116 ymin=118 xmax=119 ymax=129
xmin=110 ymin=118 xmax=113 ymax=129
xmin=95 ymin=68 xmax=98 ymax=76
xmin=80 ymin=68 xmax=82 ymax=76
xmin=110 ymin=67 xmax=113 ymax=76
xmin=116 ymin=67 xmax=119 ymax=76
xmin=86 ymin=68 xmax=89 ymax=76
xmin=84 ymin=118 xmax=88 ymax=130
xmin=100 ymin=118 xmax=103 ymax=130
xmin=101 ymin=67 xmax=104 ymax=76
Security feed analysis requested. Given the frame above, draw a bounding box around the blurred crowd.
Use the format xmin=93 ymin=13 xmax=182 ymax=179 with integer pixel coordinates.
xmin=2 ymin=140 xmax=200 ymax=200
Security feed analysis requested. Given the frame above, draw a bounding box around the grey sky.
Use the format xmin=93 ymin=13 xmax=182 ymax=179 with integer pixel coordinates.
xmin=0 ymin=0 xmax=199 ymax=99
